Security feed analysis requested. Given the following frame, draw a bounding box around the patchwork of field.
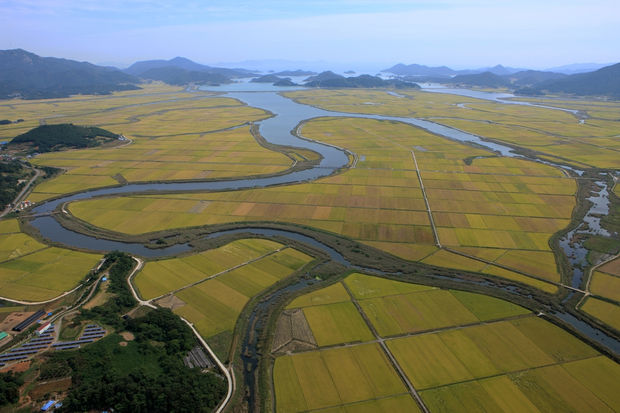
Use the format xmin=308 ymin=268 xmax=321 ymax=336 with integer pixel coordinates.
xmin=273 ymin=273 xmax=620 ymax=412
xmin=420 ymin=249 xmax=559 ymax=293
xmin=0 ymin=85 xmax=296 ymax=200
xmin=30 ymin=125 xmax=292 ymax=200
xmin=0 ymin=246 xmax=101 ymax=301
xmin=135 ymin=238 xmax=313 ymax=341
xmin=285 ymin=89 xmax=620 ymax=169
xmin=135 ymin=238 xmax=285 ymax=300
xmin=68 ymin=116 xmax=573 ymax=291
xmin=0 ymin=83 xmax=195 ymax=140
xmin=287 ymin=273 xmax=529 ymax=341
xmin=274 ymin=343 xmax=416 ymax=413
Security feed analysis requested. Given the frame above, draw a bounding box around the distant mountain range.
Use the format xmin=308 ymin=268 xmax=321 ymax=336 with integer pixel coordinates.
xmin=0 ymin=49 xmax=617 ymax=99
xmin=272 ymin=70 xmax=317 ymax=76
xmin=0 ymin=50 xmax=260 ymax=98
xmin=530 ymin=63 xmax=620 ymax=97
xmin=124 ymin=57 xmax=257 ymax=84
xmin=383 ymin=61 xmax=620 ymax=98
xmin=383 ymin=63 xmax=527 ymax=77
xmin=443 ymin=64 xmax=620 ymax=98
xmin=0 ymin=49 xmax=139 ymax=99
xmin=544 ymin=63 xmax=613 ymax=75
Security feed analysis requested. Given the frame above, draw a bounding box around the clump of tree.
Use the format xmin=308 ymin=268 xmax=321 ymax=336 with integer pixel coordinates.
xmin=78 ymin=251 xmax=136 ymax=328
xmin=0 ymin=371 xmax=23 ymax=406
xmin=0 ymin=160 xmax=32 ymax=209
xmin=10 ymin=124 xmax=118 ymax=153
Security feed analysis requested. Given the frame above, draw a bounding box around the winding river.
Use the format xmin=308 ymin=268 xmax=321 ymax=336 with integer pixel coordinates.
xmin=27 ymin=82 xmax=618 ymax=357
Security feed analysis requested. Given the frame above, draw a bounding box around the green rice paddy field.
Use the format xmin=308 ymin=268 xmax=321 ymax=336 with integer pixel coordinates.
xmin=273 ymin=273 xmax=620 ymax=412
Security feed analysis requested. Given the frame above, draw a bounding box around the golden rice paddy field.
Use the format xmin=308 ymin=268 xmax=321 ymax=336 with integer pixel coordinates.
xmin=135 ymin=238 xmax=313 ymax=342
xmin=285 ymin=89 xmax=620 ymax=169
xmin=135 ymin=238 xmax=286 ymax=300
xmin=273 ymin=273 xmax=620 ymax=412
xmin=0 ymin=84 xmax=295 ymax=201
xmin=68 ymin=116 xmax=573 ymax=292
xmin=0 ymin=83 xmax=191 ymax=137
xmin=580 ymin=298 xmax=620 ymax=332
xmin=0 ymin=238 xmax=101 ymax=301
xmin=0 ymin=219 xmax=47 ymax=262
xmin=589 ymin=257 xmax=620 ymax=303
xmin=580 ymin=257 xmax=620 ymax=331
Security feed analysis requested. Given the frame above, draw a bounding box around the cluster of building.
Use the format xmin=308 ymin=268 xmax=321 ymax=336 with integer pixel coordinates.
xmin=15 ymin=199 xmax=34 ymax=210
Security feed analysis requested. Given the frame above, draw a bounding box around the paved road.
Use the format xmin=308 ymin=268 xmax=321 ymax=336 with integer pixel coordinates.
xmin=0 ymin=281 xmax=83 ymax=305
xmin=0 ymin=166 xmax=41 ymax=218
xmin=126 ymin=256 xmax=234 ymax=413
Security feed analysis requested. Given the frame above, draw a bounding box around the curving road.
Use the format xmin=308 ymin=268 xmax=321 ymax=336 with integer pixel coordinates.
xmin=126 ymin=256 xmax=234 ymax=412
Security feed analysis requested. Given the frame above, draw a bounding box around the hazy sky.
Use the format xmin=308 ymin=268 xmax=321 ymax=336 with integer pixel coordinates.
xmin=1 ymin=0 xmax=618 ymax=70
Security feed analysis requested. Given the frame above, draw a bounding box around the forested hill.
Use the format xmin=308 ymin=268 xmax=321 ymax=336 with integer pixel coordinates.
xmin=532 ymin=63 xmax=620 ymax=98
xmin=10 ymin=124 xmax=119 ymax=152
xmin=305 ymin=72 xmax=420 ymax=89
xmin=383 ymin=60 xmax=620 ymax=98
xmin=125 ymin=56 xmax=257 ymax=84
xmin=0 ymin=49 xmax=140 ymax=99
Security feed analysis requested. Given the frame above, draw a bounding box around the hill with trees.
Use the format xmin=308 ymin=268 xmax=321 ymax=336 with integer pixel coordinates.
xmin=251 ymin=74 xmax=285 ymax=83
xmin=0 ymin=49 xmax=139 ymax=99
xmin=384 ymin=61 xmax=620 ymax=97
xmin=35 ymin=252 xmax=227 ymax=413
xmin=304 ymin=72 xmax=419 ymax=89
xmin=449 ymin=71 xmax=511 ymax=88
xmin=531 ymin=63 xmax=620 ymax=97
xmin=10 ymin=124 xmax=119 ymax=152
xmin=273 ymin=69 xmax=316 ymax=76
xmin=137 ymin=67 xmax=230 ymax=86
xmin=125 ymin=57 xmax=256 ymax=85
